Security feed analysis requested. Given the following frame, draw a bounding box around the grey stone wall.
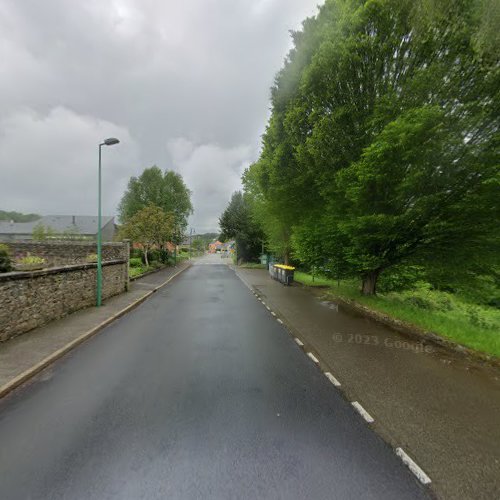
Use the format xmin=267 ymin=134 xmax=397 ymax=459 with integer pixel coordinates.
xmin=4 ymin=241 xmax=127 ymax=268
xmin=0 ymin=261 xmax=128 ymax=342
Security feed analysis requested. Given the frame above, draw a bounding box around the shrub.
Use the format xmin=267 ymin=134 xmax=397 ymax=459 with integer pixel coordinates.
xmin=130 ymin=248 xmax=143 ymax=259
xmin=378 ymin=266 xmax=426 ymax=293
xmin=129 ymin=257 xmax=143 ymax=268
xmin=402 ymin=295 xmax=435 ymax=310
xmin=0 ymin=244 xmax=12 ymax=273
xmin=17 ymin=255 xmax=45 ymax=265
xmin=148 ymin=249 xmax=161 ymax=262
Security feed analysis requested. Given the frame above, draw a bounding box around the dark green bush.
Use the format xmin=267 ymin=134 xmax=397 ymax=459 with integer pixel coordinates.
xmin=130 ymin=248 xmax=143 ymax=259
xmin=129 ymin=257 xmax=143 ymax=268
xmin=148 ymin=249 xmax=161 ymax=262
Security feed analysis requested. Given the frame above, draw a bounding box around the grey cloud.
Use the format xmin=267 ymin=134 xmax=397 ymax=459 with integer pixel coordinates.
xmin=0 ymin=0 xmax=320 ymax=231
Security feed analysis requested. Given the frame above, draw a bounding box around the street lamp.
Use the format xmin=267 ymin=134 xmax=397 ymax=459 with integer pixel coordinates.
xmin=97 ymin=137 xmax=120 ymax=307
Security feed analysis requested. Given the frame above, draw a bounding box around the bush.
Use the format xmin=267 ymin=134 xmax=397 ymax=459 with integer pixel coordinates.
xmin=148 ymin=249 xmax=161 ymax=263
xmin=17 ymin=255 xmax=45 ymax=265
xmin=378 ymin=265 xmax=426 ymax=293
xmin=403 ymin=295 xmax=435 ymax=310
xmin=130 ymin=248 xmax=143 ymax=259
xmin=129 ymin=257 xmax=143 ymax=268
xmin=158 ymin=248 xmax=169 ymax=263
xmin=0 ymin=244 xmax=12 ymax=273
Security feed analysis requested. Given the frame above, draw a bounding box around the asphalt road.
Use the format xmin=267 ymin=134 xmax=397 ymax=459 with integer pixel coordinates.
xmin=0 ymin=256 xmax=429 ymax=499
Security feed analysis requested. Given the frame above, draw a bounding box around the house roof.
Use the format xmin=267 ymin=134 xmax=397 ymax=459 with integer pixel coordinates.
xmin=0 ymin=215 xmax=114 ymax=235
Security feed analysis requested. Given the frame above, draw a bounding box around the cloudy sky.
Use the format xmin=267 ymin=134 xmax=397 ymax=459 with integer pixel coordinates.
xmin=0 ymin=0 xmax=320 ymax=233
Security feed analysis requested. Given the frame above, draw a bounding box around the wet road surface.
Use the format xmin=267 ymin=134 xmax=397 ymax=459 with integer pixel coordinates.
xmin=237 ymin=266 xmax=500 ymax=499
xmin=0 ymin=256 xmax=429 ymax=499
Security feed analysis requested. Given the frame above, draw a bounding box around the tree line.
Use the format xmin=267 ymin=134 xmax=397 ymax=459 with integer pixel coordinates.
xmin=220 ymin=0 xmax=499 ymax=295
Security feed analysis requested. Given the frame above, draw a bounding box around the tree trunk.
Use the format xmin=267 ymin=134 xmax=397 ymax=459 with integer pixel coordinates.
xmin=361 ymin=270 xmax=380 ymax=295
xmin=284 ymin=251 xmax=290 ymax=265
xmin=144 ymin=248 xmax=149 ymax=267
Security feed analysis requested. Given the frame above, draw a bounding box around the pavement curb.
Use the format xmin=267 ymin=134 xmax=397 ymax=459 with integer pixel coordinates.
xmin=0 ymin=262 xmax=192 ymax=400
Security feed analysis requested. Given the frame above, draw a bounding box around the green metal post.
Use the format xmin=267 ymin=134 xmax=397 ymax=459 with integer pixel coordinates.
xmin=97 ymin=144 xmax=103 ymax=307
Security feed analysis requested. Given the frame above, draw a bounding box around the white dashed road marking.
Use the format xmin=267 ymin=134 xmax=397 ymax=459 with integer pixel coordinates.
xmin=395 ymin=448 xmax=432 ymax=484
xmin=324 ymin=372 xmax=341 ymax=387
xmin=294 ymin=338 xmax=304 ymax=347
xmin=307 ymin=352 xmax=319 ymax=364
xmin=351 ymin=402 xmax=374 ymax=423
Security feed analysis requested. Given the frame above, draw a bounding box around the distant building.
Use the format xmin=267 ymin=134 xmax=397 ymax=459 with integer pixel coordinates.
xmin=208 ymin=240 xmax=223 ymax=253
xmin=0 ymin=215 xmax=116 ymax=242
xmin=208 ymin=240 xmax=235 ymax=254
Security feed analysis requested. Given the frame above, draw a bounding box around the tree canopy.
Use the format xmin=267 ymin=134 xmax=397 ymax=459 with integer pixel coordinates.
xmin=242 ymin=0 xmax=499 ymax=294
xmin=219 ymin=191 xmax=264 ymax=263
xmin=0 ymin=210 xmax=40 ymax=223
xmin=120 ymin=205 xmax=174 ymax=266
xmin=118 ymin=166 xmax=193 ymax=242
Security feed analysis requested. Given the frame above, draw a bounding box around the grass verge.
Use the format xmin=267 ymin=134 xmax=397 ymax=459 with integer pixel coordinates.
xmin=294 ymin=271 xmax=500 ymax=358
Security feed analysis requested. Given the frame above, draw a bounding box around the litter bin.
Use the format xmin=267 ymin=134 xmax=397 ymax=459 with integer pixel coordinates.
xmin=269 ymin=264 xmax=295 ymax=286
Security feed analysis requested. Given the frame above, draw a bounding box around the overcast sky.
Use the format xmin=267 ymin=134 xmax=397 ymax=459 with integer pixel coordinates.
xmin=0 ymin=0 xmax=321 ymax=233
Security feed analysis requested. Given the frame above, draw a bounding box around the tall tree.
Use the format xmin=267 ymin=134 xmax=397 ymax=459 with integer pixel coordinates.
xmin=120 ymin=206 xmax=174 ymax=266
xmin=118 ymin=167 xmax=193 ymax=241
xmin=219 ymin=192 xmax=264 ymax=263
xmin=245 ymin=0 xmax=500 ymax=294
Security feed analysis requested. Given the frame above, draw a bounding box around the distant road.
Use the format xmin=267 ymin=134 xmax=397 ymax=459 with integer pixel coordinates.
xmin=0 ymin=255 xmax=428 ymax=499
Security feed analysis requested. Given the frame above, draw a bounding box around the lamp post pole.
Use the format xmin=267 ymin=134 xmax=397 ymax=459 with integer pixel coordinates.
xmin=97 ymin=143 xmax=102 ymax=306
xmin=96 ymin=138 xmax=120 ymax=307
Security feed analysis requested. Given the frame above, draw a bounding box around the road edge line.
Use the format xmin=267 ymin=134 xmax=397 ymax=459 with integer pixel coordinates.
xmin=325 ymin=371 xmax=341 ymax=387
xmin=0 ymin=263 xmax=191 ymax=400
xmin=395 ymin=447 xmax=432 ymax=485
xmin=351 ymin=401 xmax=375 ymax=423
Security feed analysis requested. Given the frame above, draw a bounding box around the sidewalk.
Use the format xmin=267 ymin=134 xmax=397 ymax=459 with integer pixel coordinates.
xmin=234 ymin=267 xmax=500 ymax=500
xmin=0 ymin=261 xmax=191 ymax=395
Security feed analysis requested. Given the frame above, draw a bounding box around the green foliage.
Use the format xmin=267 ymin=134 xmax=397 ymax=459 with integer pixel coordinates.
xmin=0 ymin=244 xmax=12 ymax=273
xmin=191 ymin=238 xmax=205 ymax=252
xmin=219 ymin=191 xmax=264 ymax=262
xmin=118 ymin=166 xmax=193 ymax=242
xmin=129 ymin=265 xmax=147 ymax=278
xmin=129 ymin=257 xmax=143 ymax=268
xmin=17 ymin=255 xmax=45 ymax=265
xmin=244 ymin=0 xmax=500 ymax=297
xmin=86 ymin=254 xmax=98 ymax=263
xmin=32 ymin=223 xmax=56 ymax=241
xmin=0 ymin=210 xmax=40 ymax=222
xmin=120 ymin=205 xmax=174 ymax=267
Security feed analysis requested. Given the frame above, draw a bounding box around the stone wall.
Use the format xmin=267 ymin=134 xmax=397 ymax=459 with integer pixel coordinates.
xmin=0 ymin=260 xmax=128 ymax=342
xmin=4 ymin=241 xmax=127 ymax=268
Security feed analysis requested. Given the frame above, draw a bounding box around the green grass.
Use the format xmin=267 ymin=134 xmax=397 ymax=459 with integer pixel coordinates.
xmin=294 ymin=271 xmax=500 ymax=358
